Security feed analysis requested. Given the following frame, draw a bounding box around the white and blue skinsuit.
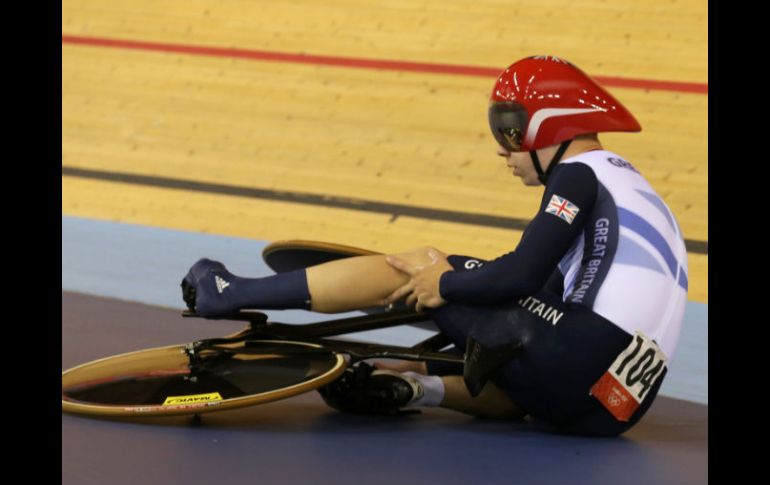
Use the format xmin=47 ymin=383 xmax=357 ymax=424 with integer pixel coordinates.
xmin=432 ymin=149 xmax=688 ymax=435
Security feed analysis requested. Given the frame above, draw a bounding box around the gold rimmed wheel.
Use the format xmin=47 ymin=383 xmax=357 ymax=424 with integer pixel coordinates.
xmin=62 ymin=339 xmax=346 ymax=417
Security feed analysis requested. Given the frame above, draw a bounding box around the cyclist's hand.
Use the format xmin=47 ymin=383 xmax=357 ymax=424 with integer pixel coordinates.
xmin=384 ymin=248 xmax=452 ymax=312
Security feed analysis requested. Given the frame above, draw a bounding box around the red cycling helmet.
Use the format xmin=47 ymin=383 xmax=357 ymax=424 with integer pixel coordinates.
xmin=489 ymin=55 xmax=641 ymax=153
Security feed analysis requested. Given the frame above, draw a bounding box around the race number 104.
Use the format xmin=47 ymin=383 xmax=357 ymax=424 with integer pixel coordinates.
xmin=612 ymin=332 xmax=667 ymax=402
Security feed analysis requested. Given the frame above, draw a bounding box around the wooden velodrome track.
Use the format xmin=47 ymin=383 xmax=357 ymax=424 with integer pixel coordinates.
xmin=61 ymin=0 xmax=708 ymax=303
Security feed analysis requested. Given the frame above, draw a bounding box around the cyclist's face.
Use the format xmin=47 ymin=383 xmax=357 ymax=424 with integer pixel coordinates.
xmin=497 ymin=145 xmax=541 ymax=186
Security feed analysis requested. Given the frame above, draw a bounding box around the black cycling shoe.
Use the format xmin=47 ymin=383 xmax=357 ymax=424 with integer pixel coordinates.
xmin=318 ymin=362 xmax=423 ymax=416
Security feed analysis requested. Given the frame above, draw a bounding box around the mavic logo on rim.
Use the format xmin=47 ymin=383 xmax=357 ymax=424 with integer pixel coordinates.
xmin=163 ymin=392 xmax=223 ymax=406
xmin=215 ymin=275 xmax=230 ymax=294
xmin=524 ymin=108 xmax=605 ymax=146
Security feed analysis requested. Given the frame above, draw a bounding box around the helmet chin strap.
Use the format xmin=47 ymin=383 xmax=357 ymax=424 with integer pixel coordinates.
xmin=530 ymin=140 xmax=572 ymax=185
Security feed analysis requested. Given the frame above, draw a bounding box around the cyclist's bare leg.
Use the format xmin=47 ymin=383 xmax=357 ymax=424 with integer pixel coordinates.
xmin=306 ymin=247 xmax=436 ymax=313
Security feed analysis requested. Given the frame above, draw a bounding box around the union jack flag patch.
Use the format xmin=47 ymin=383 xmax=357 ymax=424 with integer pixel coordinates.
xmin=545 ymin=194 xmax=580 ymax=224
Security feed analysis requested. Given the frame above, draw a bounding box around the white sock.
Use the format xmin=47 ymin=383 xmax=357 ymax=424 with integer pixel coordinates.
xmin=402 ymin=372 xmax=445 ymax=407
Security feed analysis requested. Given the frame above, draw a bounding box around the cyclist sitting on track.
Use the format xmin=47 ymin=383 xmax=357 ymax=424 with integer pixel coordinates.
xmin=181 ymin=55 xmax=688 ymax=437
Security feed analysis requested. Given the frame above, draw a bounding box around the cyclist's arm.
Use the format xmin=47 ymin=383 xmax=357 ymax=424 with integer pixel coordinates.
xmin=439 ymin=163 xmax=597 ymax=304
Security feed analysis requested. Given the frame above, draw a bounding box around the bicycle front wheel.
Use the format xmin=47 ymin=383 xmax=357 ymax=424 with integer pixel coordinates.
xmin=62 ymin=340 xmax=346 ymax=417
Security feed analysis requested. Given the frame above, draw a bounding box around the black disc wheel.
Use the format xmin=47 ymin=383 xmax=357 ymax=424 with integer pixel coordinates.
xmin=62 ymin=340 xmax=346 ymax=417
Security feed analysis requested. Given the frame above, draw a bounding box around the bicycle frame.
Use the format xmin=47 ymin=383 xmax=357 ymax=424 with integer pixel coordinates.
xmin=182 ymin=308 xmax=522 ymax=397
xmin=182 ymin=308 xmax=461 ymax=364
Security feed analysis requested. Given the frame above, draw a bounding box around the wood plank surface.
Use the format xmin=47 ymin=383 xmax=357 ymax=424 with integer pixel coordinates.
xmin=62 ymin=0 xmax=708 ymax=301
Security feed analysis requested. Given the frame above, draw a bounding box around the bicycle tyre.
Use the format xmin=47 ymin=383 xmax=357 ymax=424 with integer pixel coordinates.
xmin=62 ymin=339 xmax=346 ymax=417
